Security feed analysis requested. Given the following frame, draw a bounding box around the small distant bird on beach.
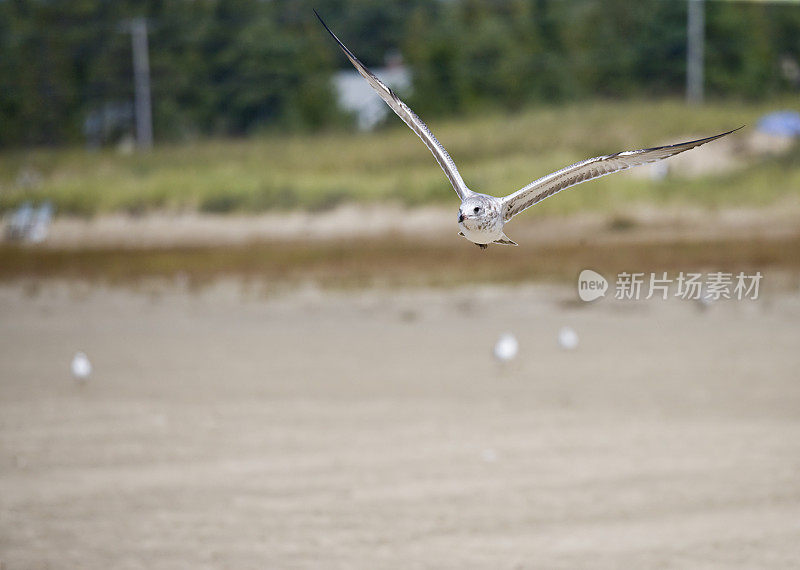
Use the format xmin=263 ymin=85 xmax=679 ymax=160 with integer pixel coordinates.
xmin=315 ymin=11 xmax=741 ymax=249
xmin=557 ymin=326 xmax=580 ymax=350
xmin=70 ymin=351 xmax=92 ymax=383
xmin=493 ymin=333 xmax=519 ymax=363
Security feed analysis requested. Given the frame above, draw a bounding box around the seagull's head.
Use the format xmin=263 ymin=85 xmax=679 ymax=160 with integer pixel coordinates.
xmin=457 ymin=196 xmax=497 ymax=230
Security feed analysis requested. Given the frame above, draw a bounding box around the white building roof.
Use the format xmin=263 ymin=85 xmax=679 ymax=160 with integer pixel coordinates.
xmin=332 ymin=64 xmax=412 ymax=131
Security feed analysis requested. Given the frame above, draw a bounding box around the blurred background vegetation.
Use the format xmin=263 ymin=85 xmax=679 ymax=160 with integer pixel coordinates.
xmin=2 ymin=0 xmax=798 ymax=146
xmin=0 ymin=0 xmax=798 ymax=218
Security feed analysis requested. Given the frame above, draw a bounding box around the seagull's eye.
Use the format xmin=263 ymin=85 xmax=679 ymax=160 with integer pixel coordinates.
xmin=473 ymin=206 xmax=480 ymax=214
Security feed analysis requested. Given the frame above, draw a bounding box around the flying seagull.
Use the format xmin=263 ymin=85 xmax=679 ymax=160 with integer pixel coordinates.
xmin=315 ymin=11 xmax=741 ymax=249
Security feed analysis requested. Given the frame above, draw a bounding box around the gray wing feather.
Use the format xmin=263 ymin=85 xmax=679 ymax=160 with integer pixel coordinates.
xmin=501 ymin=127 xmax=742 ymax=221
xmin=315 ymin=11 xmax=472 ymax=200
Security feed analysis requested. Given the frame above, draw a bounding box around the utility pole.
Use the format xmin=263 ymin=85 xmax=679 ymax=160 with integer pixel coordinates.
xmin=687 ymin=0 xmax=705 ymax=105
xmin=130 ymin=17 xmax=153 ymax=149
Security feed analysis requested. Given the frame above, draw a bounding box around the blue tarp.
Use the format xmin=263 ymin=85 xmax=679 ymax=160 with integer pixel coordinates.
xmin=756 ymin=111 xmax=800 ymax=137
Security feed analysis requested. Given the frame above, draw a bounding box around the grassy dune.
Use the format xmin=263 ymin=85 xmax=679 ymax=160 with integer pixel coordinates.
xmin=1 ymin=98 xmax=798 ymax=216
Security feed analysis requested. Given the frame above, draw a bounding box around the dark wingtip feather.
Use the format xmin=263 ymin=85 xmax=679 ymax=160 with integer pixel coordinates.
xmin=637 ymin=125 xmax=744 ymax=155
xmin=313 ymin=9 xmax=341 ymax=47
xmin=313 ymin=9 xmax=333 ymax=36
xmin=313 ymin=8 xmax=361 ymax=65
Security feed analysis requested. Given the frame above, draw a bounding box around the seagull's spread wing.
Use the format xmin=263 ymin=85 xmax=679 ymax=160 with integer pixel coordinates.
xmin=501 ymin=127 xmax=742 ymax=221
xmin=315 ymin=11 xmax=472 ymax=200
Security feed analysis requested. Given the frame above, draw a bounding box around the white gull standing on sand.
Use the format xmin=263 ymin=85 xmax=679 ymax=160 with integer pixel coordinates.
xmin=493 ymin=333 xmax=519 ymax=364
xmin=71 ymin=351 xmax=92 ymax=383
xmin=315 ymin=11 xmax=741 ymax=249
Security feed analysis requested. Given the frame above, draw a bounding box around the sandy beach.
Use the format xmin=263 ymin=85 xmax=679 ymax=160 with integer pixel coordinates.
xmin=2 ymin=279 xmax=799 ymax=568
xmin=3 ymin=4 xmax=799 ymax=567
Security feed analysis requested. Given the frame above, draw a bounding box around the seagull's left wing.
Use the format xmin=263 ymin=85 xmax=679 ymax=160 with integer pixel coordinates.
xmin=501 ymin=127 xmax=741 ymax=221
xmin=315 ymin=10 xmax=472 ymax=200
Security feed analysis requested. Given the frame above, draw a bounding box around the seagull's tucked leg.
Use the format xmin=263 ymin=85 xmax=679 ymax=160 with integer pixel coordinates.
xmin=477 ymin=243 xmax=489 ymax=250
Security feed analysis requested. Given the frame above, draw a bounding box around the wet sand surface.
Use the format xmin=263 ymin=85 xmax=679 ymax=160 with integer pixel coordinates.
xmin=1 ymin=282 xmax=800 ymax=569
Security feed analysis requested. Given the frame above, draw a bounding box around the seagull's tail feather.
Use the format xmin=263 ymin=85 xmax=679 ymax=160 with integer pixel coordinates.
xmin=493 ymin=235 xmax=518 ymax=246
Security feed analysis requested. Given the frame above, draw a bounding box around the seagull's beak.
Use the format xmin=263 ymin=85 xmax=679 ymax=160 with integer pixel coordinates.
xmin=457 ymin=212 xmax=464 ymax=223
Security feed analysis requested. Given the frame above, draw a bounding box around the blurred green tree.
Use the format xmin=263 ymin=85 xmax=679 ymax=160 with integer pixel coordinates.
xmin=0 ymin=0 xmax=797 ymax=147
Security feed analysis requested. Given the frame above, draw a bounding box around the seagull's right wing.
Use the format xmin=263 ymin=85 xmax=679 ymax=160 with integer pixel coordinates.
xmin=315 ymin=10 xmax=472 ymax=200
xmin=501 ymin=127 xmax=741 ymax=221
